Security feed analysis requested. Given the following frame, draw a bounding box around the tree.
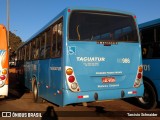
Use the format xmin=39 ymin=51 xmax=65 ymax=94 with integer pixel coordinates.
xmin=9 ymin=31 xmax=23 ymax=61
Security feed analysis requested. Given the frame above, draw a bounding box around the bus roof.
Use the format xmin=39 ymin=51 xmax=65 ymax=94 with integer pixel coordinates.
xmin=19 ymin=7 xmax=136 ymax=49
xmin=139 ymin=18 xmax=160 ymax=29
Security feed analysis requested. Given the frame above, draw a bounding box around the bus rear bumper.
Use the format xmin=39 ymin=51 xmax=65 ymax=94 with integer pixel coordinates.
xmin=63 ymin=86 xmax=144 ymax=106
xmin=0 ymin=85 xmax=8 ymax=97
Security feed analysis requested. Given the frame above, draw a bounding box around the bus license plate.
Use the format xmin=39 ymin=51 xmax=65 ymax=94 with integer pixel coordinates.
xmin=102 ymin=77 xmax=115 ymax=83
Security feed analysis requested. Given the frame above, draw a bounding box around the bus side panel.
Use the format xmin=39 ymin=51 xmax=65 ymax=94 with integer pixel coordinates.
xmin=143 ymin=59 xmax=160 ymax=102
xmin=38 ymin=58 xmax=63 ymax=106
xmin=24 ymin=61 xmax=32 ymax=90
xmin=48 ymin=58 xmax=63 ymax=106
xmin=38 ymin=60 xmax=50 ymax=99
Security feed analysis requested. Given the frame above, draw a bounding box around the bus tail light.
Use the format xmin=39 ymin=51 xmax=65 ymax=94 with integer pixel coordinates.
xmin=138 ymin=66 xmax=143 ymax=72
xmin=71 ymin=82 xmax=78 ymax=89
xmin=0 ymin=69 xmax=7 ymax=87
xmin=66 ymin=68 xmax=73 ymax=75
xmin=137 ymin=73 xmax=142 ymax=79
xmin=2 ymin=69 xmax=7 ymax=75
xmin=0 ymin=75 xmax=6 ymax=80
xmin=134 ymin=66 xmax=143 ymax=88
xmin=68 ymin=9 xmax=71 ymax=12
xmin=65 ymin=66 xmax=80 ymax=92
xmin=68 ymin=76 xmax=75 ymax=83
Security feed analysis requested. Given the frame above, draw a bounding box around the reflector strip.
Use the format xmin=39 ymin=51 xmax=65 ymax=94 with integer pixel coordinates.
xmin=133 ymin=91 xmax=137 ymax=94
xmin=46 ymin=86 xmax=50 ymax=88
xmin=78 ymin=96 xmax=83 ymax=99
xmin=83 ymin=95 xmax=89 ymax=98
xmin=57 ymin=90 xmax=62 ymax=94
xmin=77 ymin=95 xmax=89 ymax=99
xmin=128 ymin=91 xmax=137 ymax=94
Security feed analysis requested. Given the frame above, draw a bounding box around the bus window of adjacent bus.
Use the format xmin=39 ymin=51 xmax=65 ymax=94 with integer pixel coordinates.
xmin=141 ymin=25 xmax=160 ymax=58
xmin=141 ymin=28 xmax=154 ymax=43
xmin=157 ymin=25 xmax=160 ymax=41
xmin=69 ymin=11 xmax=138 ymax=42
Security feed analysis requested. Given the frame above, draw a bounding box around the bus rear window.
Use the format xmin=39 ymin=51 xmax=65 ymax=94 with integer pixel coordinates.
xmin=69 ymin=11 xmax=138 ymax=42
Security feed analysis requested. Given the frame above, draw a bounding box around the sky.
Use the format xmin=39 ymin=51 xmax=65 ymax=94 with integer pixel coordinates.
xmin=0 ymin=0 xmax=160 ymax=41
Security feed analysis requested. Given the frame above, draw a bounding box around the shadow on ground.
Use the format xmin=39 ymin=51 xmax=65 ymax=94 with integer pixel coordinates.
xmin=0 ymin=70 xmax=26 ymax=101
xmin=124 ymin=97 xmax=160 ymax=110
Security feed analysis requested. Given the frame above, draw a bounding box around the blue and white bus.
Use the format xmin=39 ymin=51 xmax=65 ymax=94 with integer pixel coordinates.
xmin=138 ymin=18 xmax=160 ymax=109
xmin=17 ymin=7 xmax=144 ymax=106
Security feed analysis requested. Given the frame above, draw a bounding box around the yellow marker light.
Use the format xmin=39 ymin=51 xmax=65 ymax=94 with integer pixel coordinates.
xmin=66 ymin=68 xmax=73 ymax=75
xmin=138 ymin=66 xmax=143 ymax=72
xmin=2 ymin=69 xmax=7 ymax=75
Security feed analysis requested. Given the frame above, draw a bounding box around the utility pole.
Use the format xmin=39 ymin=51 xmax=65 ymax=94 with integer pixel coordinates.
xmin=6 ymin=0 xmax=10 ymax=47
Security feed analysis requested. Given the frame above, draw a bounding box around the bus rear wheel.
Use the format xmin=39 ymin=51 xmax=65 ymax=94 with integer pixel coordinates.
xmin=137 ymin=81 xmax=157 ymax=109
xmin=33 ymin=81 xmax=38 ymax=102
xmin=33 ymin=80 xmax=43 ymax=103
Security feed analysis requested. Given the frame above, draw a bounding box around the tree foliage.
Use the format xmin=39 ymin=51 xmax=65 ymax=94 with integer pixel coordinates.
xmin=9 ymin=31 xmax=23 ymax=52
xmin=9 ymin=31 xmax=23 ymax=61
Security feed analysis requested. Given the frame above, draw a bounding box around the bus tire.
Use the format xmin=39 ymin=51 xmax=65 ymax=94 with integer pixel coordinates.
xmin=137 ymin=80 xmax=157 ymax=109
xmin=33 ymin=81 xmax=40 ymax=103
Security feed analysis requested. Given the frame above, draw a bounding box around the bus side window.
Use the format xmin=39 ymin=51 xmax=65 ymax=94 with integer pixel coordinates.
xmin=52 ymin=25 xmax=57 ymax=58
xmin=157 ymin=26 xmax=160 ymax=42
xmin=24 ymin=46 xmax=26 ymax=61
xmin=29 ymin=43 xmax=32 ymax=60
xmin=56 ymin=22 xmax=62 ymax=57
xmin=40 ymin=34 xmax=45 ymax=59
xmin=147 ymin=45 xmax=153 ymax=58
xmin=22 ymin=48 xmax=25 ymax=61
xmin=35 ymin=38 xmax=40 ymax=59
xmin=46 ymin=28 xmax=52 ymax=58
xmin=31 ymin=40 xmax=36 ymax=60
xmin=26 ymin=45 xmax=29 ymax=61
xmin=51 ymin=19 xmax=63 ymax=58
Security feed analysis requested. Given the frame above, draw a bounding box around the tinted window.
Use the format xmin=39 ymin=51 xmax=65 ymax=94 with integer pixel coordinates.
xmin=51 ymin=18 xmax=63 ymax=58
xmin=31 ymin=40 xmax=36 ymax=60
xmin=141 ymin=25 xmax=160 ymax=58
xmin=46 ymin=28 xmax=52 ymax=58
xmin=39 ymin=34 xmax=46 ymax=59
xmin=69 ymin=11 xmax=138 ymax=42
xmin=26 ymin=45 xmax=30 ymax=60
